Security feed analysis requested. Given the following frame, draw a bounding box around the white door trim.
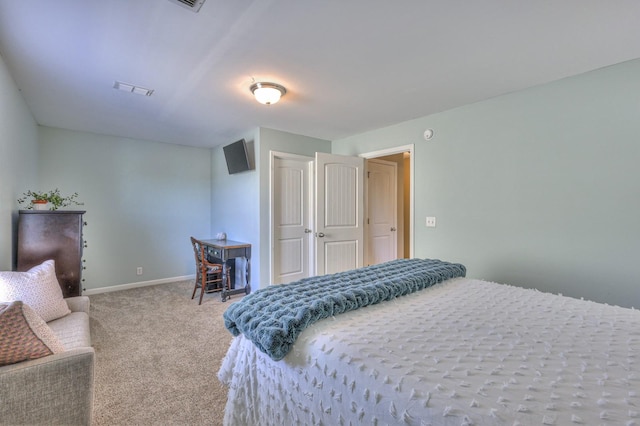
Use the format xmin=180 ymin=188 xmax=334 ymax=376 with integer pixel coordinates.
xmin=359 ymin=144 xmax=414 ymax=258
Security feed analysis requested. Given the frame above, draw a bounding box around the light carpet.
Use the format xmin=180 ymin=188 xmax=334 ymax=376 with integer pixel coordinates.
xmin=89 ymin=280 xmax=238 ymax=425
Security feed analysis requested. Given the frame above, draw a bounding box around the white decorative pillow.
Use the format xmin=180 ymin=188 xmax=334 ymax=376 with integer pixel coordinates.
xmin=0 ymin=301 xmax=65 ymax=366
xmin=0 ymin=260 xmax=70 ymax=322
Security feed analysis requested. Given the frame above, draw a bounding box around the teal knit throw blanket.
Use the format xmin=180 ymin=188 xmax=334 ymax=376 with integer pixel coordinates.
xmin=223 ymin=258 xmax=466 ymax=361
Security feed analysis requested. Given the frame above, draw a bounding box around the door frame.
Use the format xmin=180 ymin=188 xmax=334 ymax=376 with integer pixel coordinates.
xmin=360 ymin=144 xmax=415 ymax=259
xmin=269 ymin=151 xmax=315 ymax=285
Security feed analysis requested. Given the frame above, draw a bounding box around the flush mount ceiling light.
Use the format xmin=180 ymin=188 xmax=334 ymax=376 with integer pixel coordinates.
xmin=250 ymin=82 xmax=286 ymax=105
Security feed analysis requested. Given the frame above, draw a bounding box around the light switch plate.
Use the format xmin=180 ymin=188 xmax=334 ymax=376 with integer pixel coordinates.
xmin=426 ymin=216 xmax=436 ymax=227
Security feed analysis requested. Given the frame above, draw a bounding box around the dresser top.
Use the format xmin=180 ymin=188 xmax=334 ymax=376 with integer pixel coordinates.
xmin=200 ymin=239 xmax=250 ymax=249
xmin=19 ymin=210 xmax=86 ymax=214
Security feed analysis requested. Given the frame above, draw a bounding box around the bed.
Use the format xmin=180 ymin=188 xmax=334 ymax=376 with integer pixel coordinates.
xmin=218 ymin=259 xmax=640 ymax=425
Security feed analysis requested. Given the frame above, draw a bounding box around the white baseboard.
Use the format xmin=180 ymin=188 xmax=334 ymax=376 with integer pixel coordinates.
xmin=83 ymin=275 xmax=195 ymax=295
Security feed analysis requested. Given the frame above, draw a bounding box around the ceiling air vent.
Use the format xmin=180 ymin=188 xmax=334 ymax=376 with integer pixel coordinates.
xmin=167 ymin=0 xmax=206 ymax=12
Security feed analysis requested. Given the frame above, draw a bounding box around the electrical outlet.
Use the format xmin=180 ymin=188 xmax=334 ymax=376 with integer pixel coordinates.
xmin=136 ymin=267 xmax=143 ymax=275
xmin=425 ymin=216 xmax=436 ymax=228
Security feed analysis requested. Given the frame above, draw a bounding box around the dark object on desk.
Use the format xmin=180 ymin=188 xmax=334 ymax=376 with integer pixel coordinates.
xmin=190 ymin=237 xmax=231 ymax=305
xmin=16 ymin=210 xmax=86 ymax=297
xmin=199 ymin=239 xmax=251 ymax=302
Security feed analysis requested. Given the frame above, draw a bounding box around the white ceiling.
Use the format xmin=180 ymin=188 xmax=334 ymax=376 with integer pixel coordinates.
xmin=1 ymin=1 xmax=639 ymax=148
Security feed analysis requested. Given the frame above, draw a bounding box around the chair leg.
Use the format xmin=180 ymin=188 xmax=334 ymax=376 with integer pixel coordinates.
xmin=191 ymin=270 xmax=200 ymax=300
xmin=198 ymin=283 xmax=205 ymax=305
xmin=198 ymin=271 xmax=206 ymax=305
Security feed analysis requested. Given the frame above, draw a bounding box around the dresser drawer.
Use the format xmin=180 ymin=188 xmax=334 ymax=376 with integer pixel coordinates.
xmin=207 ymin=247 xmax=222 ymax=259
xmin=226 ymin=247 xmax=248 ymax=259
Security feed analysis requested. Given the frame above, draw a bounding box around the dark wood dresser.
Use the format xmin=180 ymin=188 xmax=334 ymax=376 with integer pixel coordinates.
xmin=16 ymin=210 xmax=86 ymax=297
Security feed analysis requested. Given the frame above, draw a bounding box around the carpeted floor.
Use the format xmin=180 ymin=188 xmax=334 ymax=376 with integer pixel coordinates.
xmin=89 ymin=280 xmax=238 ymax=425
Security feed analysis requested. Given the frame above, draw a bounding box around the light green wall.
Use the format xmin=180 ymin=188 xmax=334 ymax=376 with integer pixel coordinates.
xmin=334 ymin=58 xmax=640 ymax=308
xmin=0 ymin=53 xmax=38 ymax=270
xmin=38 ymin=127 xmax=212 ymax=290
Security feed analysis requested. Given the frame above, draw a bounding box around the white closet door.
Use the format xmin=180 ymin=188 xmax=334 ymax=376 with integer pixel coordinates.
xmin=315 ymin=152 xmax=364 ymax=275
xmin=273 ymin=157 xmax=313 ymax=284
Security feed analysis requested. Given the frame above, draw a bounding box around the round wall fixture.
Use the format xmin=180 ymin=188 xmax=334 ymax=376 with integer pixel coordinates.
xmin=423 ymin=129 xmax=434 ymax=140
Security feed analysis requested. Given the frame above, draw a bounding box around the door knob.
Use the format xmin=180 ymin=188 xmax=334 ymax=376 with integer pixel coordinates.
xmin=304 ymin=228 xmax=313 ymax=233
xmin=391 ymin=227 xmax=397 ymax=232
xmin=316 ymin=232 xmax=325 ymax=238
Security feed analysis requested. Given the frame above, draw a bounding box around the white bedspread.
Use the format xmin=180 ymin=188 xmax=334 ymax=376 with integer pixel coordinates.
xmin=218 ymin=278 xmax=640 ymax=425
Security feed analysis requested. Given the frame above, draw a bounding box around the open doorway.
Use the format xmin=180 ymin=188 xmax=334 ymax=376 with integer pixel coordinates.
xmin=362 ymin=145 xmax=413 ymax=266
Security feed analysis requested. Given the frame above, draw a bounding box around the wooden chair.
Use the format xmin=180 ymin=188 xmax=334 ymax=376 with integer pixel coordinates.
xmin=190 ymin=237 xmax=230 ymax=305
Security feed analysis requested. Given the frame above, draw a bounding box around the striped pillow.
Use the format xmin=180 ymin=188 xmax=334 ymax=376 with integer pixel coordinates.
xmin=0 ymin=301 xmax=65 ymax=366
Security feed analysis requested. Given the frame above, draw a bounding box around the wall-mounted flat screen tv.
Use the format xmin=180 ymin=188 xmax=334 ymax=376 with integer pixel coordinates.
xmin=223 ymin=139 xmax=251 ymax=174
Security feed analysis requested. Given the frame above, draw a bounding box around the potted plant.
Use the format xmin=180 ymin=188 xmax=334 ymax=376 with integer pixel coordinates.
xmin=17 ymin=189 xmax=83 ymax=211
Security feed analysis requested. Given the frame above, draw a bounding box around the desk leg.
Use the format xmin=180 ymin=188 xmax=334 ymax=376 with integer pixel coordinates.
xmin=245 ymin=257 xmax=251 ymax=294
xmin=221 ymin=262 xmax=229 ymax=302
xmin=220 ymin=256 xmax=250 ymax=301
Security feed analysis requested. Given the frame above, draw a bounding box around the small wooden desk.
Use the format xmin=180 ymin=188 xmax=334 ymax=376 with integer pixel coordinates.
xmin=200 ymin=239 xmax=251 ymax=301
